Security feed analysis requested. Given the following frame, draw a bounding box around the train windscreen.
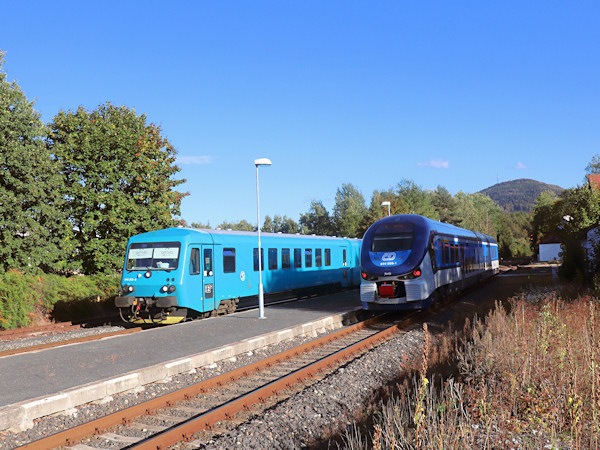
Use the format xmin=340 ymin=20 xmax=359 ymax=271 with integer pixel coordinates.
xmin=126 ymin=242 xmax=181 ymax=271
xmin=371 ymin=222 xmax=414 ymax=252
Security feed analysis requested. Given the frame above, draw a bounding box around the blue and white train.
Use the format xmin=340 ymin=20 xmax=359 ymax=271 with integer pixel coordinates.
xmin=360 ymin=214 xmax=499 ymax=310
xmin=115 ymin=227 xmax=362 ymax=324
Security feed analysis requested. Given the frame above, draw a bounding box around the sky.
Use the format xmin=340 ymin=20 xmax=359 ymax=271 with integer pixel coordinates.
xmin=1 ymin=1 xmax=598 ymax=227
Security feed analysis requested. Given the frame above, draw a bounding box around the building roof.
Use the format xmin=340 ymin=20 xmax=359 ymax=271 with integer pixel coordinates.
xmin=588 ymin=174 xmax=600 ymax=192
xmin=539 ymin=233 xmax=562 ymax=245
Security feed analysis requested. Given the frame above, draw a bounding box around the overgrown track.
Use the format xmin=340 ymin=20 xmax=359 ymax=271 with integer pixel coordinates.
xmin=0 ymin=326 xmax=141 ymax=358
xmin=19 ymin=312 xmax=419 ymax=449
xmin=0 ymin=322 xmax=81 ymax=341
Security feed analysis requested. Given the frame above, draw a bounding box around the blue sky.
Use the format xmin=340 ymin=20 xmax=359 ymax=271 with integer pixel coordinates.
xmin=2 ymin=1 xmax=598 ymax=226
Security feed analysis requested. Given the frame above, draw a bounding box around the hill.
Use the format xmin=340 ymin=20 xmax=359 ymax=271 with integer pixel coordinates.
xmin=478 ymin=178 xmax=564 ymax=213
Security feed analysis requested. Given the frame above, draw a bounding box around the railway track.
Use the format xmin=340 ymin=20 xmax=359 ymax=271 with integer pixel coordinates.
xmin=0 ymin=322 xmax=82 ymax=341
xmin=19 ymin=312 xmax=417 ymax=449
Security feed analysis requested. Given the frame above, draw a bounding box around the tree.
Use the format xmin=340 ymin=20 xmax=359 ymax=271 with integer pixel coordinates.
xmin=333 ymin=183 xmax=368 ymax=238
xmin=48 ymin=103 xmax=188 ymax=274
xmin=454 ymin=192 xmax=501 ymax=236
xmin=0 ymin=51 xmax=70 ymax=272
xmin=395 ymin=179 xmax=438 ymax=219
xmin=261 ymin=215 xmax=300 ymax=234
xmin=217 ymin=220 xmax=254 ymax=231
xmin=432 ymin=185 xmax=461 ymax=225
xmin=585 ymin=154 xmax=600 ymax=175
xmin=357 ymin=189 xmax=401 ymax=236
xmin=300 ymin=200 xmax=334 ymax=236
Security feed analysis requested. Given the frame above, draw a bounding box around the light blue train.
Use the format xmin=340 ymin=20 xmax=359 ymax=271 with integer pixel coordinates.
xmin=115 ymin=228 xmax=362 ymax=324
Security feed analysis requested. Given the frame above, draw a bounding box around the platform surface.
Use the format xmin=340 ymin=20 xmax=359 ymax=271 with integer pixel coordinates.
xmin=0 ymin=290 xmax=360 ymax=408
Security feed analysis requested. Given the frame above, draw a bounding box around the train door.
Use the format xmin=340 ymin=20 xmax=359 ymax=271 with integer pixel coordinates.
xmin=340 ymin=246 xmax=349 ymax=286
xmin=189 ymin=245 xmax=215 ymax=313
xmin=201 ymin=246 xmax=216 ymax=312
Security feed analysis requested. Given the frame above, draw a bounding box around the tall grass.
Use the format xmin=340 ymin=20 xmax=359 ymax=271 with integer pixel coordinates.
xmin=342 ymin=289 xmax=600 ymax=449
xmin=0 ymin=271 xmax=120 ymax=329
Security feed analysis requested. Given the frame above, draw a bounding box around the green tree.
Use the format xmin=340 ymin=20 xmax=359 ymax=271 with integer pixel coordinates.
xmin=0 ymin=51 xmax=70 ymax=273
xmin=432 ymin=185 xmax=461 ymax=225
xmin=357 ymin=189 xmax=401 ymax=236
xmin=217 ymin=220 xmax=254 ymax=231
xmin=299 ymin=200 xmax=334 ymax=236
xmin=190 ymin=221 xmax=211 ymax=229
xmin=531 ymin=190 xmax=560 ymax=249
xmin=262 ymin=215 xmax=300 ymax=234
xmin=454 ymin=192 xmax=501 ymax=236
xmin=395 ymin=179 xmax=438 ymax=219
xmin=48 ymin=103 xmax=188 ymax=274
xmin=585 ymin=154 xmax=600 ymax=175
xmin=333 ymin=183 xmax=368 ymax=238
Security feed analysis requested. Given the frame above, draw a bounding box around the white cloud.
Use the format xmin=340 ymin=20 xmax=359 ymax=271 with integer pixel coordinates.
xmin=177 ymin=156 xmax=212 ymax=165
xmin=515 ymin=162 xmax=527 ymax=169
xmin=417 ymin=158 xmax=450 ymax=169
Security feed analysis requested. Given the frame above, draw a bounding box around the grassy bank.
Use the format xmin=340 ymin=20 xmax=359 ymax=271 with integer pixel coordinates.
xmin=343 ymin=288 xmax=600 ymax=449
xmin=0 ymin=271 xmax=120 ymax=330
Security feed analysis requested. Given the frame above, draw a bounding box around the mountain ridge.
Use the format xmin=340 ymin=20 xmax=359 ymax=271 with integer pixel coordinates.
xmin=478 ymin=178 xmax=564 ymax=213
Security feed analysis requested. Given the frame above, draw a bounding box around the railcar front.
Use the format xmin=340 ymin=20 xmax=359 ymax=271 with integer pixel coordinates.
xmin=115 ymin=228 xmax=203 ymax=324
xmin=360 ymin=215 xmax=436 ymax=310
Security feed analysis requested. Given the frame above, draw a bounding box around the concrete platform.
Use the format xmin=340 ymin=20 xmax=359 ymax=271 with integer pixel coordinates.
xmin=0 ymin=290 xmax=361 ymax=432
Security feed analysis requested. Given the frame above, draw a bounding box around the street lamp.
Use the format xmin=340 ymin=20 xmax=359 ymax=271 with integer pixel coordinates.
xmin=381 ymin=201 xmax=391 ymax=217
xmin=255 ymin=158 xmax=271 ymax=319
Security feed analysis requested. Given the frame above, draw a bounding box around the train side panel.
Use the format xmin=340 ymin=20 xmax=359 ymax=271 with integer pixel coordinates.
xmin=116 ymin=228 xmax=361 ymax=324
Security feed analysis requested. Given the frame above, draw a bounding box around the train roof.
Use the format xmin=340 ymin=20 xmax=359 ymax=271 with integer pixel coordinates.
xmin=127 ymin=227 xmax=361 ymax=243
xmin=365 ymin=214 xmax=497 ymax=243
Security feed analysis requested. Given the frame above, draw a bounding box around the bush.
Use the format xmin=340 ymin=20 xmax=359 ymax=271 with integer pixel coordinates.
xmin=343 ymin=290 xmax=600 ymax=449
xmin=0 ymin=271 xmax=119 ymax=330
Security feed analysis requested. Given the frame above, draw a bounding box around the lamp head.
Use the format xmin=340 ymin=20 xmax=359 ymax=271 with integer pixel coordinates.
xmin=254 ymin=158 xmax=272 ymax=167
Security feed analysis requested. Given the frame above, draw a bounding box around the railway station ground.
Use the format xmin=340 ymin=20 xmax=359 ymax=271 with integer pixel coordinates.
xmin=0 ymin=265 xmax=555 ymax=435
xmin=0 ymin=290 xmax=363 ymax=432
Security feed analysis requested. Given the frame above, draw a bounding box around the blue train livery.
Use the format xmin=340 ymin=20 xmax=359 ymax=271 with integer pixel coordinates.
xmin=360 ymin=214 xmax=498 ymax=310
xmin=115 ymin=227 xmax=362 ymax=324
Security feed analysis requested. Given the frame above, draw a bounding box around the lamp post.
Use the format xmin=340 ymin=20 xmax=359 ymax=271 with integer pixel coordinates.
xmin=381 ymin=201 xmax=391 ymax=217
xmin=255 ymin=158 xmax=271 ymax=319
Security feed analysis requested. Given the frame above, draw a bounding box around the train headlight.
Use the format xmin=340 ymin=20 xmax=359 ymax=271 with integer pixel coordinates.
xmin=361 ymin=272 xmax=378 ymax=281
xmin=412 ymin=269 xmax=422 ymax=278
xmin=122 ymin=285 xmax=135 ymax=294
xmin=168 ymin=285 xmax=176 ymax=293
xmin=160 ymin=285 xmax=168 ymax=293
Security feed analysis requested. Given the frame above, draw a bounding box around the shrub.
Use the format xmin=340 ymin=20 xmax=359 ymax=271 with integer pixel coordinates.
xmin=0 ymin=271 xmax=119 ymax=330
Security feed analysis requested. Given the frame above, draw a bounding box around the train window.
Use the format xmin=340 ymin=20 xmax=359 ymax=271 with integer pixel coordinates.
xmin=282 ymin=248 xmax=291 ymax=269
xmin=268 ymin=248 xmax=278 ymax=270
xmin=253 ymin=248 xmax=264 ymax=271
xmin=315 ymin=249 xmax=322 ymax=267
xmin=223 ymin=248 xmax=236 ymax=273
xmin=294 ymin=248 xmax=302 ymax=268
xmin=343 ymin=249 xmax=347 ymax=266
xmin=190 ymin=248 xmax=200 ymax=275
xmin=204 ymin=249 xmax=213 ymax=274
xmin=325 ymin=249 xmax=331 ymax=266
xmin=371 ymin=222 xmax=414 ymax=252
xmin=126 ymin=242 xmax=181 ymax=271
xmin=305 ymin=249 xmax=313 ymax=268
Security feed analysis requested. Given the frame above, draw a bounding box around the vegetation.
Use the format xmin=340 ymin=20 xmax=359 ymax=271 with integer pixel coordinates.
xmin=0 ymin=271 xmax=119 ymax=330
xmin=342 ymin=289 xmax=600 ymax=449
xmin=48 ymin=103 xmax=188 ymax=274
xmin=479 ymin=178 xmax=564 ymax=213
xmin=0 ymin=52 xmax=70 ymax=273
